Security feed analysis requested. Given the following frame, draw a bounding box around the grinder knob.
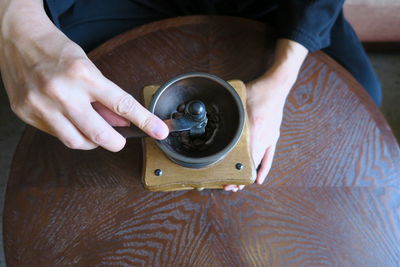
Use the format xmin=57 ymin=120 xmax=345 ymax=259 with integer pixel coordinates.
xmin=186 ymin=100 xmax=206 ymax=122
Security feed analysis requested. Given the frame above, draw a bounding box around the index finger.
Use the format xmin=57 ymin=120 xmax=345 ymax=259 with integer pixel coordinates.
xmin=90 ymin=76 xmax=169 ymax=140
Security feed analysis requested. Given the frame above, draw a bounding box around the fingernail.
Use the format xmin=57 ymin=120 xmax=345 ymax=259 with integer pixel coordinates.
xmin=257 ymin=177 xmax=265 ymax=185
xmin=224 ymin=185 xmax=234 ymax=191
xmin=152 ymin=122 xmax=168 ymax=139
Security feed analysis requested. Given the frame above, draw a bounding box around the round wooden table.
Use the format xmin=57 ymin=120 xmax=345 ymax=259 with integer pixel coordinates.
xmin=4 ymin=16 xmax=400 ymax=266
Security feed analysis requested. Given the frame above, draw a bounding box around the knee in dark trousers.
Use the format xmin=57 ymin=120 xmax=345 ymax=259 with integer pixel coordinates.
xmin=322 ymin=12 xmax=382 ymax=106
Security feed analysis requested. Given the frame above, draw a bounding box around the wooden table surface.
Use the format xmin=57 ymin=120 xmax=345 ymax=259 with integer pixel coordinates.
xmin=4 ymin=16 xmax=400 ymax=266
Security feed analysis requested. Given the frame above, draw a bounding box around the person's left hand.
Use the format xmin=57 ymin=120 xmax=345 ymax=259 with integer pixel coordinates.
xmin=223 ymin=72 xmax=294 ymax=192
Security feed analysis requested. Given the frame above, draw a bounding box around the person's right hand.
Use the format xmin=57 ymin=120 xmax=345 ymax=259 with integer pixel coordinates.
xmin=0 ymin=0 xmax=168 ymax=152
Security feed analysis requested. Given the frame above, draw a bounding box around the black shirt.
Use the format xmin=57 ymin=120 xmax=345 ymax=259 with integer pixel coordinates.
xmin=45 ymin=0 xmax=344 ymax=52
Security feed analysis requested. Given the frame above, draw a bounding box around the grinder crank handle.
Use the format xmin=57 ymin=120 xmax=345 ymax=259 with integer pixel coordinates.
xmin=114 ymin=124 xmax=149 ymax=138
xmin=114 ymin=100 xmax=208 ymax=139
xmin=114 ymin=118 xmax=193 ymax=139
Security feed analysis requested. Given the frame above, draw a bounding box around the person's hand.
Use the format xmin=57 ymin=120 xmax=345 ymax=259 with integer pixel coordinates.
xmin=223 ymin=73 xmax=291 ymax=192
xmin=224 ymin=39 xmax=308 ymax=192
xmin=0 ymin=0 xmax=168 ymax=152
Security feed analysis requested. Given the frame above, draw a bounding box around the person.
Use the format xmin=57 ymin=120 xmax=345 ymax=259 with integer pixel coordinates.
xmin=0 ymin=0 xmax=382 ymax=192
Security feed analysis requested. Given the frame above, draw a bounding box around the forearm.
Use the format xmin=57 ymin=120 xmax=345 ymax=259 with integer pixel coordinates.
xmin=1 ymin=0 xmax=53 ymax=41
xmin=262 ymin=38 xmax=308 ymax=97
xmin=272 ymin=39 xmax=308 ymax=81
xmin=0 ymin=0 xmax=74 ymax=70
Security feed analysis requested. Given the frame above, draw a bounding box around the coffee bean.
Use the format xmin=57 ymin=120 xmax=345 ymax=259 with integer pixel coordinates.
xmin=199 ymin=144 xmax=208 ymax=151
xmin=177 ymin=103 xmax=186 ymax=113
xmin=193 ymin=139 xmax=203 ymax=146
xmin=167 ymin=103 xmax=222 ymax=154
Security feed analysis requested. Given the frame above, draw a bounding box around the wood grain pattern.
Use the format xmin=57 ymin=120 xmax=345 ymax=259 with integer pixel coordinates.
xmin=143 ymin=80 xmax=255 ymax=191
xmin=4 ymin=16 xmax=400 ymax=266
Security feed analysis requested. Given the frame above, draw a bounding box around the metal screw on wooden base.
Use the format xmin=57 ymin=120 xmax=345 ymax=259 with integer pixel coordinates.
xmin=154 ymin=169 xmax=163 ymax=176
xmin=235 ymin=163 xmax=243 ymax=170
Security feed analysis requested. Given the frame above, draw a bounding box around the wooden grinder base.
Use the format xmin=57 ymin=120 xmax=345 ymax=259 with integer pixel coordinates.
xmin=142 ymin=80 xmax=256 ymax=191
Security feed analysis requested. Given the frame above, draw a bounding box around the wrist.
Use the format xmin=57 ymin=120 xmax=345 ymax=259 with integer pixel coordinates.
xmin=260 ymin=39 xmax=308 ymax=93
xmin=254 ymin=66 xmax=297 ymax=100
xmin=263 ymin=63 xmax=298 ymax=89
